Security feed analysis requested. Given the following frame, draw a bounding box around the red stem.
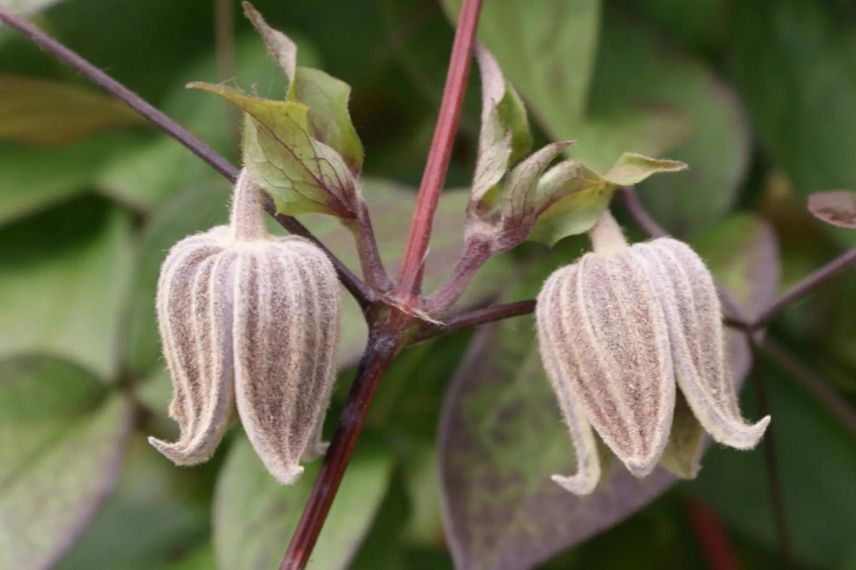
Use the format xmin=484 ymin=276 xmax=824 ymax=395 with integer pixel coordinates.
xmin=395 ymin=0 xmax=483 ymax=303
xmin=687 ymin=500 xmax=741 ymax=570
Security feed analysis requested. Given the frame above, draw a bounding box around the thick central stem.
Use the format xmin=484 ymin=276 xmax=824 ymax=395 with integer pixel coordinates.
xmin=395 ymin=0 xmax=483 ymax=303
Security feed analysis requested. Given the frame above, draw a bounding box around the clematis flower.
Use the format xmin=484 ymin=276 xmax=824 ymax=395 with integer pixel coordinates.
xmin=149 ymin=170 xmax=340 ymax=484
xmin=536 ymin=211 xmax=769 ymax=495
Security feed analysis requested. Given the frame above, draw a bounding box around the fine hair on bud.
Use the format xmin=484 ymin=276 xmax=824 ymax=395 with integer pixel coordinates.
xmin=150 ymin=170 xmax=341 ymax=484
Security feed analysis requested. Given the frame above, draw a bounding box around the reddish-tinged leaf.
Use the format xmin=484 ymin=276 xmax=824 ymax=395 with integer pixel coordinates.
xmin=808 ymin=190 xmax=856 ymax=229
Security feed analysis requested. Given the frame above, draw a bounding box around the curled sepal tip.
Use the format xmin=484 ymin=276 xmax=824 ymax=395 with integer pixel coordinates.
xmin=151 ymin=169 xmax=341 ymax=485
xmin=535 ymin=212 xmax=768 ymax=494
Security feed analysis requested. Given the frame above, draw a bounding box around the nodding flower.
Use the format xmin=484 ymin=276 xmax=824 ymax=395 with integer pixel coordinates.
xmin=536 ymin=210 xmax=769 ymax=495
xmin=149 ymin=170 xmax=340 ymax=485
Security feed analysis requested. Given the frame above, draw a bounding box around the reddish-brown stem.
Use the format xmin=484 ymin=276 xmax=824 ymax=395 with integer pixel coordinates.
xmin=686 ymin=500 xmax=741 ymax=570
xmin=426 ymin=235 xmax=493 ymax=312
xmin=0 ymin=7 xmax=374 ymax=306
xmin=395 ymin=0 xmax=483 ymax=303
xmin=752 ymin=248 xmax=856 ymax=329
xmin=417 ymin=299 xmax=536 ymax=342
xmin=280 ymin=311 xmax=408 ymax=570
xmin=345 ymin=201 xmax=393 ymax=292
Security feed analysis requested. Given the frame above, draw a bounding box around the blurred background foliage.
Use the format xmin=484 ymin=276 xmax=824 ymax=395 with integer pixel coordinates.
xmin=0 ymin=0 xmax=854 ymax=568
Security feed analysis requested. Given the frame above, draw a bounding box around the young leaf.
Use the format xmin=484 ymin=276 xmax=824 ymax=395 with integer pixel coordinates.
xmin=807 ymin=190 xmax=856 ymax=229
xmin=242 ymin=2 xmax=297 ymax=82
xmin=189 ymin=83 xmax=358 ymax=218
xmin=243 ymin=2 xmax=363 ymax=172
xmin=471 ymin=45 xmax=532 ymax=204
xmin=214 ymin=435 xmax=393 ymax=570
xmin=528 ymin=153 xmax=686 ymax=246
xmin=0 ymin=355 xmax=133 ymax=570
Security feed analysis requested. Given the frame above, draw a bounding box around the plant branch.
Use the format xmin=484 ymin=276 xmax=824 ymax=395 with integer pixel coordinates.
xmin=752 ymin=248 xmax=856 ymax=329
xmin=280 ymin=311 xmax=408 ymax=570
xmin=426 ymin=235 xmax=492 ymax=312
xmin=395 ymin=0 xmax=483 ymax=302
xmin=0 ymin=7 xmax=374 ymax=306
xmin=416 ymin=299 xmax=536 ymax=342
xmin=345 ymin=201 xmax=393 ymax=292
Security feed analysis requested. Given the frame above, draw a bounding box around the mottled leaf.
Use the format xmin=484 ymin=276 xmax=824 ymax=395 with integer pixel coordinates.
xmin=0 ymin=355 xmax=133 ymax=570
xmin=0 ymin=197 xmax=133 ymax=379
xmin=808 ymin=190 xmax=856 ymax=229
xmin=0 ymin=75 xmax=142 ymax=146
xmin=214 ymin=435 xmax=393 ymax=570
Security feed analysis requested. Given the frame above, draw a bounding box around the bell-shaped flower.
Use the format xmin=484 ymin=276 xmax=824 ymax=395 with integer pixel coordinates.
xmin=149 ymin=170 xmax=340 ymax=484
xmin=536 ymin=211 xmax=769 ymax=495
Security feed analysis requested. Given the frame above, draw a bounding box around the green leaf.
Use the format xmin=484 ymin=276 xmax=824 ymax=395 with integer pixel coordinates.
xmin=0 ymin=197 xmax=134 ymax=379
xmin=729 ymin=0 xmax=856 ymax=200
xmin=0 ymin=135 xmax=128 ymax=226
xmin=244 ymin=2 xmax=364 ymax=172
xmin=601 ymin=152 xmax=688 ymax=187
xmin=289 ymin=67 xmax=364 ymax=174
xmin=214 ymin=434 xmax=393 ymax=570
xmin=58 ymin=436 xmax=212 ymax=570
xmin=471 ymin=45 xmax=532 ymax=204
xmin=808 ymin=190 xmax=856 ymax=229
xmin=0 ymin=355 xmax=133 ymax=570
xmin=190 ymin=83 xmax=358 ymax=217
xmin=528 ymin=153 xmax=686 ymax=246
xmin=0 ymin=75 xmax=143 ymax=146
xmin=576 ymin=10 xmax=750 ymax=232
xmin=442 ymin=0 xmax=600 ymax=134
xmin=242 ymin=1 xmax=297 ymax=81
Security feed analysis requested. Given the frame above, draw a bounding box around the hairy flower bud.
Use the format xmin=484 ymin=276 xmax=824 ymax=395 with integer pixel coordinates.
xmin=149 ymin=170 xmax=340 ymax=484
xmin=536 ymin=211 xmax=769 ymax=495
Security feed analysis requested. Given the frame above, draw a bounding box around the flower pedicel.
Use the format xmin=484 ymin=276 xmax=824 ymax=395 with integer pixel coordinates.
xmin=149 ymin=170 xmax=340 ymax=484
